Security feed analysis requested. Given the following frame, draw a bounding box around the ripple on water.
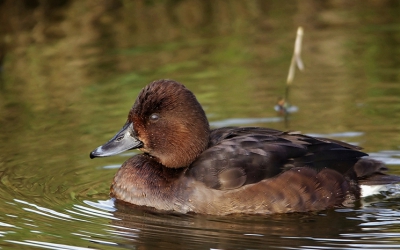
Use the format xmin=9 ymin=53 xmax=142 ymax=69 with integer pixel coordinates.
xmin=2 ymin=193 xmax=400 ymax=250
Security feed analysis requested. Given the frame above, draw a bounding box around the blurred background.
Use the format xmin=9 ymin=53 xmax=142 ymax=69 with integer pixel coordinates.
xmin=0 ymin=0 xmax=400 ymax=249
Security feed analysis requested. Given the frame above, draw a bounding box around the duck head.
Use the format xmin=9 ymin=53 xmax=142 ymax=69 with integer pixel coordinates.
xmin=90 ymin=79 xmax=210 ymax=168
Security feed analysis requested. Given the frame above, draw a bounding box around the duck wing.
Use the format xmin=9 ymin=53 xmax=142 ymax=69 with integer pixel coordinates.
xmin=187 ymin=127 xmax=367 ymax=190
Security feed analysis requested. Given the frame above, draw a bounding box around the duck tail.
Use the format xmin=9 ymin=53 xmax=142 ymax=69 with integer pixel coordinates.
xmin=348 ymin=158 xmax=400 ymax=197
xmin=353 ymin=158 xmax=400 ymax=185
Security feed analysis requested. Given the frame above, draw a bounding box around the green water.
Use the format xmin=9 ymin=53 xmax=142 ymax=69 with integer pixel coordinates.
xmin=1 ymin=1 xmax=400 ymax=249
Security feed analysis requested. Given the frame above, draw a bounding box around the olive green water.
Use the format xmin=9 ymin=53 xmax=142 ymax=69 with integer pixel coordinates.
xmin=1 ymin=1 xmax=400 ymax=249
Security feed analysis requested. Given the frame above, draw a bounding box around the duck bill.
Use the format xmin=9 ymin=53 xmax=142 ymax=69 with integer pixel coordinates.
xmin=90 ymin=122 xmax=142 ymax=159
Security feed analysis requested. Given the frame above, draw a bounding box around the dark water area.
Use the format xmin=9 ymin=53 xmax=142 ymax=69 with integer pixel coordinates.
xmin=1 ymin=0 xmax=400 ymax=249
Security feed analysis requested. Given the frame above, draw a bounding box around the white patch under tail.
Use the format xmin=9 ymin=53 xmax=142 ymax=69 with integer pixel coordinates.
xmin=360 ymin=184 xmax=400 ymax=197
xmin=360 ymin=185 xmax=387 ymax=197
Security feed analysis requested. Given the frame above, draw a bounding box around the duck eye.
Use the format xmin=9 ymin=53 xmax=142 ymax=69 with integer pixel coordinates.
xmin=149 ymin=113 xmax=160 ymax=122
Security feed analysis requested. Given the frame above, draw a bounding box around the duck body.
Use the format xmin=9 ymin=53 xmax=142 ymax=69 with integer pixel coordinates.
xmin=91 ymin=80 xmax=400 ymax=215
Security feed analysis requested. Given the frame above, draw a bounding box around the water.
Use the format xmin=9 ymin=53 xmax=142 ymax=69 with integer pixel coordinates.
xmin=1 ymin=1 xmax=400 ymax=249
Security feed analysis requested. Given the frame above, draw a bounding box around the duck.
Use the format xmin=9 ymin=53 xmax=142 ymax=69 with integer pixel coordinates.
xmin=90 ymin=79 xmax=400 ymax=215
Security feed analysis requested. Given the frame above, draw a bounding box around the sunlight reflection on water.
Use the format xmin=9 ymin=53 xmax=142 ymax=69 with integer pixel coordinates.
xmin=369 ymin=151 xmax=400 ymax=165
xmin=209 ymin=117 xmax=284 ymax=127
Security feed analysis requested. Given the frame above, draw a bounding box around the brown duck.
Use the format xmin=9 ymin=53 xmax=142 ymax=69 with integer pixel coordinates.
xmin=90 ymin=79 xmax=400 ymax=215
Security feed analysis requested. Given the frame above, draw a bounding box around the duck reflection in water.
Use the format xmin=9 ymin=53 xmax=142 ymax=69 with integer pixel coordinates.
xmin=109 ymin=201 xmax=365 ymax=249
